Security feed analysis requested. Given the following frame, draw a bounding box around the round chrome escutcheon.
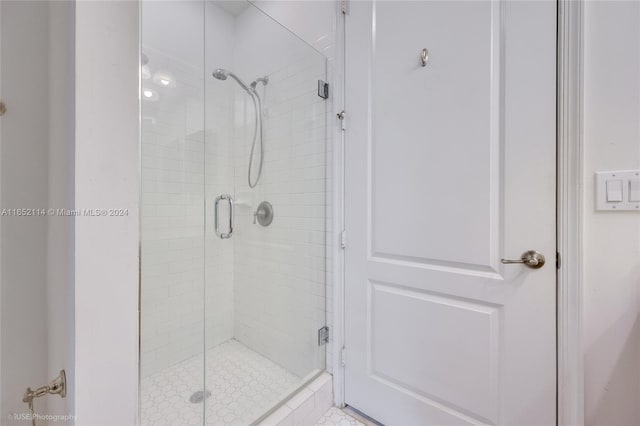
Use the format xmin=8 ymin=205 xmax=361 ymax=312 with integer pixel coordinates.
xmin=255 ymin=201 xmax=274 ymax=227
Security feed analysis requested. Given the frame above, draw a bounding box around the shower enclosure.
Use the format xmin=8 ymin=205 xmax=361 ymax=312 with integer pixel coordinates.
xmin=139 ymin=1 xmax=328 ymax=424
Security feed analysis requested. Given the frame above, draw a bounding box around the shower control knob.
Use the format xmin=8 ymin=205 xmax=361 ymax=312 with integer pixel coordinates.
xmin=0 ymin=102 xmax=6 ymax=116
xmin=254 ymin=201 xmax=273 ymax=227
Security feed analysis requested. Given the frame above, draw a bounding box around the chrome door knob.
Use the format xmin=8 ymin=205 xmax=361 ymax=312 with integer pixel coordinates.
xmin=501 ymin=250 xmax=546 ymax=269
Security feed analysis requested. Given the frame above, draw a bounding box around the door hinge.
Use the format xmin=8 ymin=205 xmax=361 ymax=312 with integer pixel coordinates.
xmin=318 ymin=80 xmax=329 ymax=99
xmin=340 ymin=347 xmax=346 ymax=366
xmin=341 ymin=0 xmax=349 ymax=14
xmin=337 ymin=110 xmax=346 ymax=131
xmin=318 ymin=326 xmax=329 ymax=346
xmin=556 ymin=252 xmax=561 ymax=269
xmin=340 ymin=230 xmax=347 ymax=249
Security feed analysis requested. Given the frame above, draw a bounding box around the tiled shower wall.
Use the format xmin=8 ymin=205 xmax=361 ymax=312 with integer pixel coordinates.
xmin=247 ymin=0 xmax=339 ymax=375
xmin=247 ymin=0 xmax=338 ymax=375
xmin=231 ymin=5 xmax=329 ymax=378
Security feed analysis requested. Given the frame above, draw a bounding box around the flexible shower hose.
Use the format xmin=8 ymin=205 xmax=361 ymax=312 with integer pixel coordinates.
xmin=248 ymin=90 xmax=264 ymax=188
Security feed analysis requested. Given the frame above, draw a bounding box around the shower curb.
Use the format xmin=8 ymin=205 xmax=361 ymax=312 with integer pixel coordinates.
xmin=259 ymin=372 xmax=333 ymax=426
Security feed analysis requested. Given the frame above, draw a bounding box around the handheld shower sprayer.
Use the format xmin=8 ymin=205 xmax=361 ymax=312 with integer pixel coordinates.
xmin=213 ymin=68 xmax=252 ymax=93
xmin=212 ymin=68 xmax=268 ymax=189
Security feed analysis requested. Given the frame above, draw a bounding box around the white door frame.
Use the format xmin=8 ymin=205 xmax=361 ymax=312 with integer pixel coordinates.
xmin=330 ymin=1 xmax=585 ymax=423
xmin=0 ymin=0 xmax=3 ymax=408
xmin=556 ymin=0 xmax=585 ymax=424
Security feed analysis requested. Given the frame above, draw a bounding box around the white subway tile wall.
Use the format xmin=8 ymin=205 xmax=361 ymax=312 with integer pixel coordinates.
xmin=231 ymin=52 xmax=328 ymax=377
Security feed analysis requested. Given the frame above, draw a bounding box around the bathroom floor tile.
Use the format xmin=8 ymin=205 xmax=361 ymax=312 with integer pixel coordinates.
xmin=314 ymin=407 xmax=366 ymax=426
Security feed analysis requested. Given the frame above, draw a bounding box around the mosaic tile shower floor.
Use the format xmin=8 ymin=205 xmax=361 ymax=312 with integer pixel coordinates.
xmin=141 ymin=339 xmax=302 ymax=426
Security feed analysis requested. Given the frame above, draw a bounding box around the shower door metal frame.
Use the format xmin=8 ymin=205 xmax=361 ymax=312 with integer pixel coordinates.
xmin=330 ymin=1 xmax=585 ymax=425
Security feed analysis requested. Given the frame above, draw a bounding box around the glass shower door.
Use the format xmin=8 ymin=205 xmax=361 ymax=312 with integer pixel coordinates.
xmin=140 ymin=1 xmax=328 ymax=424
xmin=203 ymin=2 xmax=328 ymax=423
xmin=140 ymin=1 xmax=206 ymax=425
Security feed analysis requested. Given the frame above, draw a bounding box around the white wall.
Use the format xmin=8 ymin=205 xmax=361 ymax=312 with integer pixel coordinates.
xmin=75 ymin=2 xmax=139 ymax=425
xmin=251 ymin=0 xmax=337 ymax=59
xmin=583 ymin=1 xmax=640 ymax=424
xmin=1 ymin=2 xmax=75 ymax=423
xmin=1 ymin=2 xmax=50 ymax=422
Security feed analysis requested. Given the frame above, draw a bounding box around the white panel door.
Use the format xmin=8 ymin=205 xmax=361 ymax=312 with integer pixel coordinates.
xmin=344 ymin=1 xmax=557 ymax=425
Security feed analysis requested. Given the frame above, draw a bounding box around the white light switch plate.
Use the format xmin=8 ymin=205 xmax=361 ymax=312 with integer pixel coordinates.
xmin=595 ymin=170 xmax=640 ymax=211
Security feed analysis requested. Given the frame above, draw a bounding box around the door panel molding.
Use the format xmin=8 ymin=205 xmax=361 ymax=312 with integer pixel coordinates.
xmin=369 ymin=253 xmax=504 ymax=278
xmin=367 ymin=0 xmax=506 ymax=271
xmin=365 ymin=280 xmax=503 ymax=423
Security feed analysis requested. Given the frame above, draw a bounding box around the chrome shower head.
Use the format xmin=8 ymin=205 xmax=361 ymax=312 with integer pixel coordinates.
xmin=212 ymin=68 xmax=229 ymax=80
xmin=212 ymin=68 xmax=251 ymax=92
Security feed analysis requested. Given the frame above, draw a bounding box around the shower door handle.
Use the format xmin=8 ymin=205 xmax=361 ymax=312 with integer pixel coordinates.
xmin=214 ymin=194 xmax=234 ymax=239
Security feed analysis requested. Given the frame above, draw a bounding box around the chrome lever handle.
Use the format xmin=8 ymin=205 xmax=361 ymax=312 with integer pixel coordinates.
xmin=501 ymin=250 xmax=545 ymax=269
xmin=214 ymin=194 xmax=234 ymax=239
